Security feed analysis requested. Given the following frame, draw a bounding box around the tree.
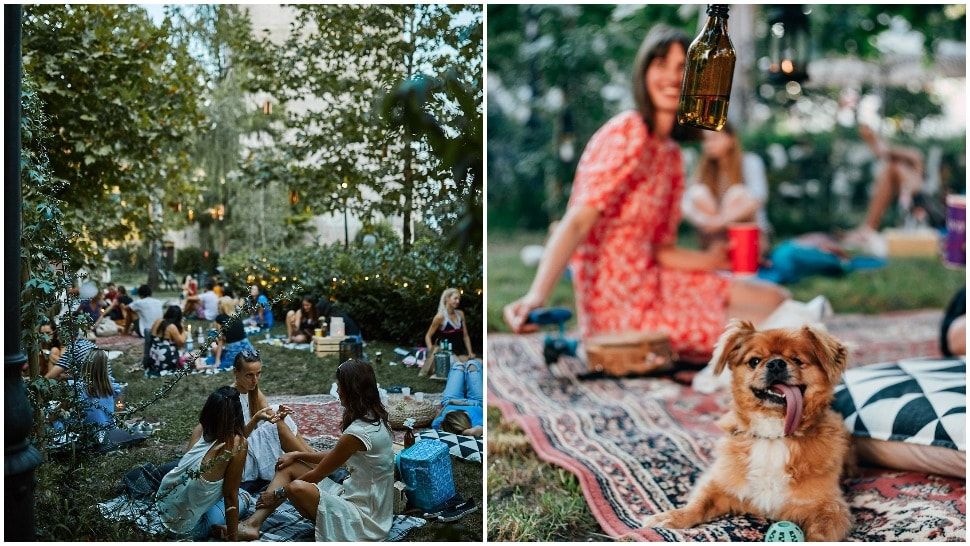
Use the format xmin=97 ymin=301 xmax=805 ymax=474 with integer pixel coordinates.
xmin=22 ymin=5 xmax=206 ymax=277
xmin=167 ymin=5 xmax=281 ymax=256
xmin=255 ymin=4 xmax=483 ymax=246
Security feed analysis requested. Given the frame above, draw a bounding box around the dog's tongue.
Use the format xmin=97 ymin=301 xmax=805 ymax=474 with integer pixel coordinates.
xmin=770 ymin=383 xmax=803 ymax=436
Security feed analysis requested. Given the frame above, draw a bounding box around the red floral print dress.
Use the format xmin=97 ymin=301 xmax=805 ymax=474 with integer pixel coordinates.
xmin=568 ymin=111 xmax=730 ymax=361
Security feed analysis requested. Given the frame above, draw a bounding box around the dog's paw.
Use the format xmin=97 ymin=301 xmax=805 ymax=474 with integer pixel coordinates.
xmin=644 ymin=511 xmax=675 ymax=528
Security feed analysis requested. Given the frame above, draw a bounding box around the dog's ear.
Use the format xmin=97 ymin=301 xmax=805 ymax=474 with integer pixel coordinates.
xmin=710 ymin=319 xmax=756 ymax=376
xmin=802 ymin=324 xmax=848 ymax=384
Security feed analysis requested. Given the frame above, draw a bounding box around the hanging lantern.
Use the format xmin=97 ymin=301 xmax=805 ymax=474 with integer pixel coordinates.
xmin=766 ymin=5 xmax=810 ymax=84
xmin=289 ymin=190 xmax=300 ymax=205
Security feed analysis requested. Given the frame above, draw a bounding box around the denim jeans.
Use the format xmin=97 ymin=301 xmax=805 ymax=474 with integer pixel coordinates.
xmin=191 ymin=490 xmax=256 ymax=540
xmin=441 ymin=359 xmax=483 ymax=407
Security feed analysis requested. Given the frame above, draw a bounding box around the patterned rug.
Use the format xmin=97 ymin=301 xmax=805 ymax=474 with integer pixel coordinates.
xmin=271 ymin=395 xmax=409 ymax=444
xmin=826 ymin=310 xmax=944 ymax=367
xmin=487 ymin=330 xmax=966 ymax=541
xmin=92 ymin=334 xmax=144 ymax=351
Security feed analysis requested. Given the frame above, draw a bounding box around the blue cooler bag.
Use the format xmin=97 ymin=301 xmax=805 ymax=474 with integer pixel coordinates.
xmin=396 ymin=440 xmax=456 ymax=511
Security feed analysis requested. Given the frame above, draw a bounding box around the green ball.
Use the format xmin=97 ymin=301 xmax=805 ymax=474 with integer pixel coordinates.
xmin=765 ymin=521 xmax=805 ymax=542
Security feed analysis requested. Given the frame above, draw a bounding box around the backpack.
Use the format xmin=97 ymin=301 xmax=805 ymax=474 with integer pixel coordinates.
xmin=120 ymin=460 xmax=178 ymax=500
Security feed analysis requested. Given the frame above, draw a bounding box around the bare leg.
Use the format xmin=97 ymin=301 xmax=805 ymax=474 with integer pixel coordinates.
xmin=284 ymin=479 xmax=321 ymax=521
xmin=236 ymin=464 xmax=305 ymax=539
xmin=274 ymin=406 xmax=313 ymax=453
xmin=726 ymin=278 xmax=790 ymax=327
xmin=863 ymin=162 xmax=900 ymax=230
xmin=285 ymin=311 xmax=298 ymax=339
xmin=947 ymin=316 xmax=966 ymax=356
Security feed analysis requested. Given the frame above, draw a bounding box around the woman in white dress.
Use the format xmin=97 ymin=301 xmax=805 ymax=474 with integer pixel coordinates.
xmin=186 ymin=349 xmax=312 ymax=482
xmin=156 ymin=386 xmax=249 ymax=540
xmin=231 ymin=359 xmax=394 ymax=541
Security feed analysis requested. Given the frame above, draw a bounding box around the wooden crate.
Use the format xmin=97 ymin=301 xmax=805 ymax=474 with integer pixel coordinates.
xmin=885 ymin=228 xmax=940 ymax=258
xmin=313 ymin=335 xmax=345 ymax=357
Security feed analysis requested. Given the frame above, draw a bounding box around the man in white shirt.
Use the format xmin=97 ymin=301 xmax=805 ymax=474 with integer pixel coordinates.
xmin=129 ymin=284 xmax=164 ymax=369
xmin=199 ymin=279 xmax=219 ymax=321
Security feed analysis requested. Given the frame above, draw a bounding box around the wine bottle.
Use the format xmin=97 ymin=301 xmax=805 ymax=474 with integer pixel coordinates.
xmin=677 ymin=4 xmax=736 ymax=131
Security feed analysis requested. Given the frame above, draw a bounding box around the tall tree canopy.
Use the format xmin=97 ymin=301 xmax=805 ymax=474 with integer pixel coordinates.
xmin=22 ymin=4 xmax=206 ymax=267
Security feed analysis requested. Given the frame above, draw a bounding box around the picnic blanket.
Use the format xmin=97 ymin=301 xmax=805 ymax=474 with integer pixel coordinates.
xmin=98 ymin=494 xmax=425 ymax=541
xmin=488 ymin=324 xmax=965 ymax=541
xmin=94 ymin=334 xmax=144 ymax=351
xmin=267 ymin=394 xmax=442 ymax=446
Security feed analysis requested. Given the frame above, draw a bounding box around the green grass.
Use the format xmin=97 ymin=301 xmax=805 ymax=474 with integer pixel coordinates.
xmin=486 ymin=229 xmax=965 ymax=541
xmin=486 ymin=407 xmax=602 ymax=542
xmin=34 ymin=323 xmax=481 ymax=541
xmin=488 ymin=231 xmax=965 ymax=332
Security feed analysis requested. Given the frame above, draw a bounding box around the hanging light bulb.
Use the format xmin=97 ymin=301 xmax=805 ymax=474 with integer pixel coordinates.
xmin=766 ymin=5 xmax=811 ymax=84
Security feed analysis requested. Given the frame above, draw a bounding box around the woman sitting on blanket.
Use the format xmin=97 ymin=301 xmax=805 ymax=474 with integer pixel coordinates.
xmin=187 ymin=349 xmax=312 ymax=483
xmin=147 ymin=306 xmax=187 ymax=376
xmin=48 ymin=349 xmax=118 ymax=435
xmin=285 ymin=295 xmax=319 ymax=343
xmin=209 ymin=297 xmax=257 ymax=371
xmin=156 ymin=386 xmax=250 ymax=540
xmin=420 ymin=288 xmax=477 ymax=378
xmin=433 ymin=358 xmax=484 ymax=437
xmin=226 ymin=359 xmax=394 ymax=542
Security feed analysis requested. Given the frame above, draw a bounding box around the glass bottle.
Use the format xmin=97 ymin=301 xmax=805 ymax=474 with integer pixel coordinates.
xmin=677 ymin=4 xmax=736 ymax=131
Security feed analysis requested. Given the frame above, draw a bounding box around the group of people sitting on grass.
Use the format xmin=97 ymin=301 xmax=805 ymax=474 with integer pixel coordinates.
xmin=284 ymin=294 xmax=361 ymax=343
xmin=156 ymin=349 xmax=480 ymax=541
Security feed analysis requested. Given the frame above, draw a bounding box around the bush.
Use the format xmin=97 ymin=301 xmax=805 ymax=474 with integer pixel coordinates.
xmin=174 ymin=246 xmax=219 ymax=276
xmin=221 ymin=238 xmax=483 ymax=349
xmin=354 ymin=220 xmax=400 ymax=245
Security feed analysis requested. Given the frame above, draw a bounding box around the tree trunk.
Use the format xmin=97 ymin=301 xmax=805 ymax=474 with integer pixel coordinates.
xmin=400 ymin=9 xmax=416 ymax=249
xmin=147 ymin=239 xmax=161 ymax=291
xmin=402 ymin=132 xmax=414 ymax=249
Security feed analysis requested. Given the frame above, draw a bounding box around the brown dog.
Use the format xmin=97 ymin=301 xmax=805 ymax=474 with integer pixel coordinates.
xmin=645 ymin=319 xmax=852 ymax=541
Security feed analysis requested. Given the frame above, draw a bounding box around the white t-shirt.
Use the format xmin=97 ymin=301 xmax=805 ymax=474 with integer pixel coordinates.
xmin=129 ymin=297 xmax=163 ymax=335
xmin=200 ymin=291 xmax=219 ymax=321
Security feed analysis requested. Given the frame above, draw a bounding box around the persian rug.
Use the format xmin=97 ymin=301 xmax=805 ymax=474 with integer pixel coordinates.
xmin=269 ymin=395 xmax=412 ymax=444
xmin=93 ymin=334 xmax=144 ymax=351
xmin=826 ymin=310 xmax=944 ymax=367
xmin=487 ymin=331 xmax=965 ymax=541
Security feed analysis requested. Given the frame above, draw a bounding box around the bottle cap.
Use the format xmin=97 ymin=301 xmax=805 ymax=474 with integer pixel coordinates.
xmin=707 ymin=4 xmax=729 ymax=17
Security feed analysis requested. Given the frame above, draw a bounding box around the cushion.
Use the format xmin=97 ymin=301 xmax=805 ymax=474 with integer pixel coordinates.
xmin=833 ymin=358 xmax=965 ymax=473
xmin=416 ymin=429 xmax=483 ymax=463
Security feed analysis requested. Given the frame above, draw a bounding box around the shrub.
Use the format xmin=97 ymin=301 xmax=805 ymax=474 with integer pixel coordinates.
xmin=174 ymin=246 xmax=219 ymax=276
xmin=354 ymin=220 xmax=401 ymax=245
xmin=221 ymin=238 xmax=483 ymax=349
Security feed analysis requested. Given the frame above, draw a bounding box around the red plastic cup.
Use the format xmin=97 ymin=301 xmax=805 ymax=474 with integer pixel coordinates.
xmin=728 ymin=223 xmax=760 ymax=276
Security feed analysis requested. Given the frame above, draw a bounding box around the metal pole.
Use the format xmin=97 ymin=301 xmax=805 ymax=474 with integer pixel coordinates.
xmin=5 ymin=4 xmax=43 ymax=540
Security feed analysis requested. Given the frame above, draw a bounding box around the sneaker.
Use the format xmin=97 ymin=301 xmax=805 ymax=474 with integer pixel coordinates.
xmin=421 ymin=496 xmax=464 ymax=519
xmin=437 ymin=498 xmax=477 ymax=522
xmin=842 ymin=227 xmax=888 ymax=258
xmin=805 ymin=295 xmax=834 ymax=321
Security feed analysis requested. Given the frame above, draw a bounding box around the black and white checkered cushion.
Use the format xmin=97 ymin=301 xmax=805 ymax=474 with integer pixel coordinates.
xmin=833 ymin=358 xmax=965 ymax=451
xmin=417 ymin=429 xmax=483 ymax=463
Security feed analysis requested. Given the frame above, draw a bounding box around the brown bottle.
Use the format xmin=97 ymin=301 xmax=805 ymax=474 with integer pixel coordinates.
xmin=677 ymin=4 xmax=736 ymax=131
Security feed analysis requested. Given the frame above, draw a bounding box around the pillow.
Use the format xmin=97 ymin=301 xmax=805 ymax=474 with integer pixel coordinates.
xmin=416 ymin=429 xmax=482 ymax=463
xmin=833 ymin=358 xmax=965 ymax=475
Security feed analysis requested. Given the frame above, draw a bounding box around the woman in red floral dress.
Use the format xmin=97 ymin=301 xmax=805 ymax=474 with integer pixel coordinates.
xmin=504 ymin=26 xmax=789 ymax=362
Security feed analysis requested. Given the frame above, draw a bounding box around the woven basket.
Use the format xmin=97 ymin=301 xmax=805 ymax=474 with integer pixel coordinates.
xmin=585 ymin=331 xmax=675 ymax=377
xmin=387 ymin=398 xmax=438 ymax=430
